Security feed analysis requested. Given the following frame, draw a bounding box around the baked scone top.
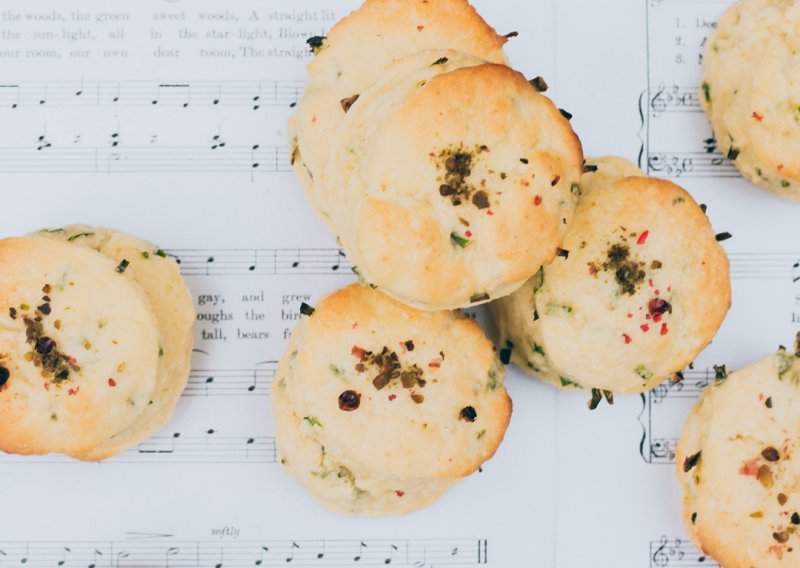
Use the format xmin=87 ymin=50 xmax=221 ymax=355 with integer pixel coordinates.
xmin=327 ymin=58 xmax=583 ymax=310
xmin=533 ymin=175 xmax=730 ymax=393
xmin=280 ymin=284 xmax=511 ymax=480
xmin=0 ymin=237 xmax=160 ymax=457
xmin=289 ymin=0 xmax=508 ymax=220
xmin=702 ymin=0 xmax=800 ymax=200
xmin=677 ymin=349 xmax=800 ymax=567
xmin=34 ymin=225 xmax=195 ymax=461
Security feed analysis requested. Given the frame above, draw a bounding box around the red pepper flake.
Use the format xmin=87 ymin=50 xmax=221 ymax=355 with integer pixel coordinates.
xmin=752 ymin=111 xmax=764 ymax=122
xmin=416 ymin=25 xmax=424 ymax=31
xmin=740 ymin=458 xmax=760 ymax=477
xmin=623 ymin=334 xmax=632 ymax=344
xmin=388 ymin=394 xmax=396 ymax=401
xmin=588 ymin=265 xmax=597 ymax=275
xmin=67 ymin=357 xmax=77 ymax=366
xmin=637 ymin=230 xmax=649 ymax=245
xmin=352 ymin=322 xmax=358 ymax=329
xmin=769 ymin=545 xmax=784 ymax=560
xmin=108 ymin=378 xmax=117 ymax=387
xmin=641 ymin=324 xmax=650 ymax=332
xmin=465 ymin=230 xmax=473 ymax=237
xmin=43 ymin=382 xmax=50 ymax=391
xmin=534 ymin=195 xmax=542 ymax=206
xmin=648 ymin=278 xmax=654 ymax=288
xmin=759 ymin=393 xmax=765 ymax=401
xmin=653 ymin=313 xmax=662 ymax=323
xmin=627 ymin=313 xmax=633 ymax=318
xmin=395 ymin=490 xmax=405 ymax=497
xmin=778 ymin=164 xmax=784 ymax=172
xmin=667 ymin=286 xmax=671 ymax=292
xmin=68 ymin=386 xmax=80 ymax=396
xmin=487 ymin=210 xmax=494 ymax=216
xmin=428 ymin=359 xmax=441 ymax=368
xmin=428 ymin=152 xmax=436 ymax=158
xmin=660 ymin=323 xmax=669 ymax=336
xmin=351 ymin=345 xmax=367 ymax=360
xmin=654 ymin=289 xmax=660 ymax=296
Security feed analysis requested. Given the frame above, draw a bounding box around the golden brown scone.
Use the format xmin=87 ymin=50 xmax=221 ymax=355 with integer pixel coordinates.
xmin=273 ymin=368 xmax=456 ymax=516
xmin=701 ymin=0 xmax=800 ymax=200
xmin=34 ymin=226 xmax=195 ymax=460
xmin=0 ymin=237 xmax=160 ymax=458
xmin=272 ymin=284 xmax=511 ymax=515
xmin=288 ymin=0 xmax=508 ymax=225
xmin=492 ymin=160 xmax=731 ymax=393
xmin=325 ymin=56 xmax=583 ymax=310
xmin=676 ymin=347 xmax=800 ymax=566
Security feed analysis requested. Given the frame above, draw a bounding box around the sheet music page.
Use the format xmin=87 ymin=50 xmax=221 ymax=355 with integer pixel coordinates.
xmin=0 ymin=1 xmax=794 ymax=567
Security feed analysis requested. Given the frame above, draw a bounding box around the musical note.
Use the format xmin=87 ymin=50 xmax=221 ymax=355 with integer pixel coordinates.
xmin=36 ymin=134 xmax=52 ymax=151
xmin=384 ymin=544 xmax=398 ymax=564
xmin=165 ymin=546 xmax=180 ymax=568
xmin=254 ymin=546 xmax=269 ymax=566
xmin=210 ymin=135 xmax=226 ymax=151
xmin=285 ymin=541 xmax=300 ymax=563
xmin=331 ymin=250 xmax=346 ymax=272
xmin=88 ymin=548 xmax=103 ymax=568
xmin=57 ymin=546 xmax=72 ymax=566
xmin=354 ymin=541 xmax=367 ymax=562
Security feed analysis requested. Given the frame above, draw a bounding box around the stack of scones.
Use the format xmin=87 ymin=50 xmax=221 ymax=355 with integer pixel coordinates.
xmin=279 ymin=0 xmax=733 ymax=517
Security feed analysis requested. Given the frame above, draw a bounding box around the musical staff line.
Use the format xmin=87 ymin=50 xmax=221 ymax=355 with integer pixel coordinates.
xmin=0 ymin=78 xmax=304 ymax=110
xmin=651 ymin=536 xmax=718 ymax=567
xmin=0 ymin=537 xmax=488 ymax=567
xmin=647 ymin=151 xmax=740 ymax=178
xmin=0 ymin=145 xmax=291 ymax=175
xmin=0 ymin=434 xmax=276 ymax=465
xmin=649 ymin=84 xmax=702 ymax=118
xmin=171 ymin=248 xmax=351 ymax=276
xmin=638 ymin=367 xmax=722 ymax=465
xmin=186 ymin=366 xmax=276 ymax=397
xmin=169 ymin=248 xmax=798 ymax=280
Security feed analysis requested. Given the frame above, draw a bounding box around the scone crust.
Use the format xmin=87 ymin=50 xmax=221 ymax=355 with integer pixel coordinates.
xmin=327 ymin=59 xmax=583 ymax=310
xmin=534 ymin=176 xmax=730 ymax=393
xmin=702 ymin=0 xmax=800 ymax=200
xmin=273 ymin=366 xmax=456 ymax=516
xmin=275 ymin=284 xmax=511 ymax=491
xmin=289 ymin=0 xmax=508 ymax=223
xmin=35 ymin=226 xmax=195 ymax=460
xmin=676 ymin=352 xmax=800 ymax=567
xmin=0 ymin=237 xmax=160 ymax=457
xmin=493 ymin=162 xmax=730 ymax=393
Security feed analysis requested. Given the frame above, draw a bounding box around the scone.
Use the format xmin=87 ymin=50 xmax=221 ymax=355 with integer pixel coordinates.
xmin=491 ymin=158 xmax=731 ymax=394
xmin=288 ymin=0 xmax=509 ymax=224
xmin=33 ymin=225 xmax=195 ymax=460
xmin=272 ymin=284 xmax=512 ymax=516
xmin=324 ymin=54 xmax=583 ymax=310
xmin=0 ymin=227 xmax=194 ymax=460
xmin=701 ymin=0 xmax=800 ymax=200
xmin=676 ymin=346 xmax=800 ymax=566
